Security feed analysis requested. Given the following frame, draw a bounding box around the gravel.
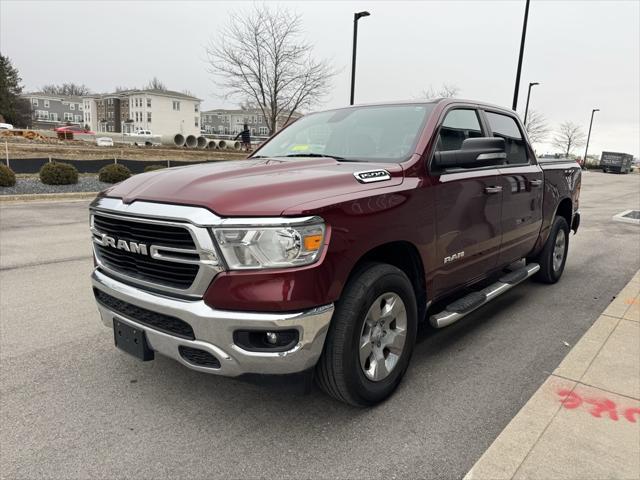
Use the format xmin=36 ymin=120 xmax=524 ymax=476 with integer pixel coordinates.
xmin=0 ymin=176 xmax=110 ymax=195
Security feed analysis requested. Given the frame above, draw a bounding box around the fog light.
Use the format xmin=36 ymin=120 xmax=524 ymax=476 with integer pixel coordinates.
xmin=233 ymin=329 xmax=299 ymax=352
xmin=265 ymin=331 xmax=278 ymax=345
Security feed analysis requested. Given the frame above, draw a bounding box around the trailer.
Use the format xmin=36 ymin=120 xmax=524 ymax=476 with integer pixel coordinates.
xmin=600 ymin=151 xmax=633 ymax=174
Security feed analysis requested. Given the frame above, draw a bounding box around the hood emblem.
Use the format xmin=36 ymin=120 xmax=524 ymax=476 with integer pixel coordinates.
xmin=353 ymin=169 xmax=392 ymax=184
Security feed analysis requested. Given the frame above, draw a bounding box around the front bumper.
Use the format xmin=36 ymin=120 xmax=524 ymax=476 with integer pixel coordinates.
xmin=92 ymin=269 xmax=334 ymax=376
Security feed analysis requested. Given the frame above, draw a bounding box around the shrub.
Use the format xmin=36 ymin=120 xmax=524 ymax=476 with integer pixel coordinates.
xmin=0 ymin=163 xmax=16 ymax=187
xmin=39 ymin=161 xmax=78 ymax=185
xmin=144 ymin=164 xmax=166 ymax=172
xmin=99 ymin=163 xmax=132 ymax=183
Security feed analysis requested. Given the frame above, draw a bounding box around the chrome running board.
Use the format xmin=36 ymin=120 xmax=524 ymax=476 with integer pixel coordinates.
xmin=429 ymin=263 xmax=540 ymax=329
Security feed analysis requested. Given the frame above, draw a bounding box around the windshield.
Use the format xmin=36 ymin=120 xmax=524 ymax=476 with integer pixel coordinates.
xmin=253 ymin=104 xmax=435 ymax=163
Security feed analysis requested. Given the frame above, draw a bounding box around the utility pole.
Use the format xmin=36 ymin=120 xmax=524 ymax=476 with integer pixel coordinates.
xmin=523 ymin=82 xmax=539 ymax=125
xmin=350 ymin=11 xmax=371 ymax=105
xmin=512 ymin=0 xmax=531 ymax=111
xmin=583 ymin=108 xmax=600 ymax=170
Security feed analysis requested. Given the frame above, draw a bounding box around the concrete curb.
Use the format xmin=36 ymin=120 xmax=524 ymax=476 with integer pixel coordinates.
xmin=0 ymin=191 xmax=98 ymax=203
xmin=464 ymin=270 xmax=640 ymax=480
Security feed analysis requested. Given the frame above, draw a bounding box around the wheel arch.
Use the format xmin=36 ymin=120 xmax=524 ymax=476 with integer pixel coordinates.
xmin=346 ymin=241 xmax=427 ymax=321
xmin=555 ymin=197 xmax=573 ymax=228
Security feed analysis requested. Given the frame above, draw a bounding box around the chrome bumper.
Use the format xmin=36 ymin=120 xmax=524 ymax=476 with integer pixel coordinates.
xmin=91 ymin=269 xmax=334 ymax=376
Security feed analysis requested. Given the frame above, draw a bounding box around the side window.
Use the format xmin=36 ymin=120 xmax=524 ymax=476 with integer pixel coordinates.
xmin=436 ymin=109 xmax=483 ymax=151
xmin=485 ymin=112 xmax=528 ymax=165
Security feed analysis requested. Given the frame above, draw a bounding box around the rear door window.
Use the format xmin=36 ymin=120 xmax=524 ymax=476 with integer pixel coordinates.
xmin=436 ymin=109 xmax=483 ymax=152
xmin=485 ymin=111 xmax=528 ymax=165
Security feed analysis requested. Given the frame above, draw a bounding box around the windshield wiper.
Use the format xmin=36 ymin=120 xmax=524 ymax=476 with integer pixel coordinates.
xmin=284 ymin=153 xmax=348 ymax=161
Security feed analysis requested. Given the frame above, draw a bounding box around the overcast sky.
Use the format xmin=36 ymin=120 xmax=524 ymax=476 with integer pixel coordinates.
xmin=1 ymin=0 xmax=639 ymax=156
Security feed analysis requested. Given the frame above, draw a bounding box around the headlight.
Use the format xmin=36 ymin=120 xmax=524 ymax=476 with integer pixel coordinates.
xmin=213 ymin=221 xmax=325 ymax=270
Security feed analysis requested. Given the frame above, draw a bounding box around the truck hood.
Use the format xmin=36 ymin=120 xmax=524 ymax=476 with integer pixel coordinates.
xmin=101 ymin=157 xmax=404 ymax=217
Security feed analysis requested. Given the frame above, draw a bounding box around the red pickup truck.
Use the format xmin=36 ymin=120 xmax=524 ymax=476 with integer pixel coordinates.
xmin=90 ymin=99 xmax=581 ymax=406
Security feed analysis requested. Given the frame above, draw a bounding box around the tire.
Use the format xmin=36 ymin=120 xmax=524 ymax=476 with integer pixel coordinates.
xmin=533 ymin=216 xmax=569 ymax=284
xmin=315 ymin=263 xmax=418 ymax=407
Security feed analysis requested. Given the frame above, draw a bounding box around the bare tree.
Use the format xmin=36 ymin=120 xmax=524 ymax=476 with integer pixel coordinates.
xmin=145 ymin=77 xmax=167 ymax=91
xmin=205 ymin=5 xmax=335 ymax=135
xmin=552 ymin=121 xmax=586 ymax=157
xmin=41 ymin=83 xmax=91 ymax=96
xmin=524 ymin=110 xmax=549 ymax=144
xmin=419 ymin=83 xmax=460 ymax=99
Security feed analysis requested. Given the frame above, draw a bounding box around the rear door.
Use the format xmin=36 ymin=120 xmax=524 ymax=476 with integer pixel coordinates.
xmin=431 ymin=108 xmax=504 ymax=298
xmin=482 ymin=110 xmax=543 ymax=266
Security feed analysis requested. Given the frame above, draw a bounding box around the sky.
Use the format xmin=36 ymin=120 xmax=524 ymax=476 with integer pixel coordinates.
xmin=1 ymin=0 xmax=639 ymax=157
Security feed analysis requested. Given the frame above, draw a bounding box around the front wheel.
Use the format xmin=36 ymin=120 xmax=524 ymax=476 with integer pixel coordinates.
xmin=315 ymin=263 xmax=417 ymax=407
xmin=533 ymin=216 xmax=569 ymax=284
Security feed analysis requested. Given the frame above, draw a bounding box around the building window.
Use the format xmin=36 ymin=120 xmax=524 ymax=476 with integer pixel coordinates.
xmin=70 ymin=103 xmax=75 ymax=110
xmin=218 ymin=126 xmax=224 ymax=134
xmin=64 ymin=112 xmax=73 ymax=121
xmin=43 ymin=100 xmax=50 ymax=108
xmin=173 ymin=101 xmax=180 ymax=111
xmin=259 ymin=127 xmax=268 ymax=135
xmin=194 ymin=104 xmax=199 ymax=112
xmin=195 ymin=117 xmax=199 ymax=127
xmin=50 ymin=112 xmax=58 ymax=122
xmin=75 ymin=115 xmax=82 ymax=123
xmin=31 ymin=98 xmax=39 ymax=107
xmin=147 ymin=112 xmax=152 ymax=123
xmin=147 ymin=98 xmax=151 ymax=108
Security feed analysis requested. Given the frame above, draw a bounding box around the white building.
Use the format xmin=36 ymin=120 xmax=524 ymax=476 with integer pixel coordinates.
xmin=83 ymin=89 xmax=201 ymax=136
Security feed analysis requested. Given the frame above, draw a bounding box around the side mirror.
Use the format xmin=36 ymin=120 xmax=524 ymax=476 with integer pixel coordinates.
xmin=433 ymin=137 xmax=506 ymax=169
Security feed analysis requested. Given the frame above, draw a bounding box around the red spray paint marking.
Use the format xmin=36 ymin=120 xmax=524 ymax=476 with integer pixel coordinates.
xmin=556 ymin=390 xmax=639 ymax=424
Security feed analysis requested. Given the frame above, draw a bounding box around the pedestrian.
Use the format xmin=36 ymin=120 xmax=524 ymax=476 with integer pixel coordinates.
xmin=234 ymin=124 xmax=251 ymax=152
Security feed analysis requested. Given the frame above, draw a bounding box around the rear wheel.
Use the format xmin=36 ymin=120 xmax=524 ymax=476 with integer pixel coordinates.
xmin=533 ymin=216 xmax=569 ymax=284
xmin=315 ymin=263 xmax=417 ymax=406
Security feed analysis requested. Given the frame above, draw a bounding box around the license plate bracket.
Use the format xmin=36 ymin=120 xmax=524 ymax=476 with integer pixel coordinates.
xmin=113 ymin=318 xmax=154 ymax=361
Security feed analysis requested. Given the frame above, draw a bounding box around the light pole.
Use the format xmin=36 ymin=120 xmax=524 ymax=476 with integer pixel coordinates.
xmin=350 ymin=11 xmax=370 ymax=105
xmin=523 ymin=81 xmax=539 ymax=125
xmin=512 ymin=0 xmax=531 ymax=110
xmin=583 ymin=108 xmax=599 ymax=170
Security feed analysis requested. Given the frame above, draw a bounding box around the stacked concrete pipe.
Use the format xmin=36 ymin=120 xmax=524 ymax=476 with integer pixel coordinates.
xmin=161 ymin=133 xmax=185 ymax=147
xmin=196 ymin=136 xmax=208 ymax=149
xmin=185 ymin=135 xmax=197 ymax=148
xmin=227 ymin=140 xmax=241 ymax=150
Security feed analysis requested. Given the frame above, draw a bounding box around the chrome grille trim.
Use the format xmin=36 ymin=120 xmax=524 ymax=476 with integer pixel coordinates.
xmin=90 ymin=198 xmax=224 ymax=298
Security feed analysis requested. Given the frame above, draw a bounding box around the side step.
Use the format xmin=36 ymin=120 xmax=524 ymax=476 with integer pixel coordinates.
xmin=429 ymin=263 xmax=540 ymax=329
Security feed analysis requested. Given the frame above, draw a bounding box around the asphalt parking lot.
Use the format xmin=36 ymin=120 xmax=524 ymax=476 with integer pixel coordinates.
xmin=1 ymin=171 xmax=639 ymax=479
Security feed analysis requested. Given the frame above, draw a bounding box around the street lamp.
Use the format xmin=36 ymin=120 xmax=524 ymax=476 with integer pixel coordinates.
xmin=523 ymin=82 xmax=539 ymax=125
xmin=349 ymin=10 xmax=370 ymax=105
xmin=512 ymin=0 xmax=531 ymax=110
xmin=583 ymin=108 xmax=600 ymax=170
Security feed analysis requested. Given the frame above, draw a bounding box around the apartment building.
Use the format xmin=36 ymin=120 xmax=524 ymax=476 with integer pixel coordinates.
xmin=23 ymin=93 xmax=85 ymax=130
xmin=200 ymin=108 xmax=301 ymax=137
xmin=83 ymin=89 xmax=201 ymax=136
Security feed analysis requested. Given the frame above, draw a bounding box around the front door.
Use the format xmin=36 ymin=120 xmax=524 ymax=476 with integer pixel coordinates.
xmin=431 ymin=108 xmax=503 ymax=299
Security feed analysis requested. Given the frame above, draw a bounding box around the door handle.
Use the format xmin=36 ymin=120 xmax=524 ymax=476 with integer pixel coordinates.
xmin=530 ymin=179 xmax=542 ymax=187
xmin=484 ymin=186 xmax=503 ymax=194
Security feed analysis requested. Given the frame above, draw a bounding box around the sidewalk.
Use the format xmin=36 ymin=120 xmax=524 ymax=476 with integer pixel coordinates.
xmin=465 ymin=270 xmax=640 ymax=480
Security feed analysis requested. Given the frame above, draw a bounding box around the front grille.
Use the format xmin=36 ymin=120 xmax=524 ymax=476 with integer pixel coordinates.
xmin=95 ymin=244 xmax=199 ymax=289
xmin=179 ymin=346 xmax=221 ymax=368
xmin=92 ymin=213 xmax=200 ymax=290
xmin=94 ymin=289 xmax=195 ymax=340
xmin=93 ymin=215 xmax=196 ymax=249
